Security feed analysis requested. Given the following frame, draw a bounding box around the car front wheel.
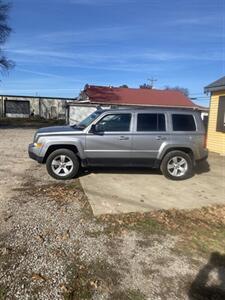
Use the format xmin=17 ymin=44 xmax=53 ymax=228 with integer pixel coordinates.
xmin=160 ymin=150 xmax=193 ymax=180
xmin=46 ymin=149 xmax=80 ymax=180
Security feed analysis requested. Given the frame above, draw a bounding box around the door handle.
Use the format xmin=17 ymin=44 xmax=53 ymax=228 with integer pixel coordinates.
xmin=119 ymin=136 xmax=129 ymax=140
xmin=156 ymin=136 xmax=167 ymax=140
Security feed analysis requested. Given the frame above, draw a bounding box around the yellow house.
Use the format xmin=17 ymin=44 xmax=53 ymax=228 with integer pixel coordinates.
xmin=205 ymin=76 xmax=225 ymax=155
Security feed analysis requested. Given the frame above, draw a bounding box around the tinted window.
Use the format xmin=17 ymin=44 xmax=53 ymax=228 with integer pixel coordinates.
xmin=172 ymin=114 xmax=196 ymax=131
xmin=137 ymin=114 xmax=166 ymax=131
xmin=97 ymin=114 xmax=131 ymax=132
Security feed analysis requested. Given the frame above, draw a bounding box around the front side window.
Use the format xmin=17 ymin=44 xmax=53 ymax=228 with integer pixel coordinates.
xmin=172 ymin=114 xmax=196 ymax=131
xmin=97 ymin=114 xmax=131 ymax=132
xmin=137 ymin=113 xmax=166 ymax=131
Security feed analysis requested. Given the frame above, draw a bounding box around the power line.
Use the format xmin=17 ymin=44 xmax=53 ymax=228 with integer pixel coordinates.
xmin=147 ymin=77 xmax=157 ymax=88
xmin=190 ymin=97 xmax=209 ymax=98
xmin=189 ymin=94 xmax=209 ymax=96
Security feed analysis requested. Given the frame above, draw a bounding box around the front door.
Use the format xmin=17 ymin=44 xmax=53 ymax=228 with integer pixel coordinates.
xmin=85 ymin=113 xmax=132 ymax=166
xmin=132 ymin=112 xmax=169 ymax=166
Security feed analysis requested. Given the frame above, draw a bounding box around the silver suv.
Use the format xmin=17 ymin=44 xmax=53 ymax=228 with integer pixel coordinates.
xmin=28 ymin=108 xmax=208 ymax=180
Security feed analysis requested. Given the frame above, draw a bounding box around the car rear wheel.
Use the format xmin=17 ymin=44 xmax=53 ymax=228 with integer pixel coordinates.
xmin=160 ymin=150 xmax=193 ymax=180
xmin=46 ymin=149 xmax=79 ymax=180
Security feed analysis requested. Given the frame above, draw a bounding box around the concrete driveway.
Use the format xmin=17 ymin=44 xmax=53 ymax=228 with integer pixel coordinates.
xmin=80 ymin=154 xmax=225 ymax=215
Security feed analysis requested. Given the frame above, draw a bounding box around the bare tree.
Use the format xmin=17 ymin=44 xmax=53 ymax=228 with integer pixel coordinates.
xmin=0 ymin=1 xmax=13 ymax=72
xmin=164 ymin=86 xmax=189 ymax=97
xmin=139 ymin=83 xmax=152 ymax=89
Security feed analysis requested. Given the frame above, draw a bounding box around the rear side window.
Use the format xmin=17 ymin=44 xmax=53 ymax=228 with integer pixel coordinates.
xmin=172 ymin=114 xmax=196 ymax=131
xmin=137 ymin=113 xmax=166 ymax=131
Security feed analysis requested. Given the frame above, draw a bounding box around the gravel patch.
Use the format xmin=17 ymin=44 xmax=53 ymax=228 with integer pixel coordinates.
xmin=1 ymin=128 xmax=223 ymax=300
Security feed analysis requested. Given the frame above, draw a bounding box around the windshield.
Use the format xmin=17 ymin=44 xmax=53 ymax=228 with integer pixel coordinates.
xmin=77 ymin=110 xmax=103 ymax=129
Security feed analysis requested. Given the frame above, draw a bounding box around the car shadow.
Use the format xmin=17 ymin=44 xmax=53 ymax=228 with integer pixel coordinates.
xmin=188 ymin=252 xmax=225 ymax=300
xmin=78 ymin=160 xmax=210 ymax=178
xmin=194 ymin=160 xmax=210 ymax=175
xmin=78 ymin=166 xmax=161 ymax=178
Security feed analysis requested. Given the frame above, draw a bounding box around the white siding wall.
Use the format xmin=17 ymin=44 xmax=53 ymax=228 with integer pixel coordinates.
xmin=0 ymin=96 xmax=68 ymax=119
xmin=68 ymin=105 xmax=98 ymax=125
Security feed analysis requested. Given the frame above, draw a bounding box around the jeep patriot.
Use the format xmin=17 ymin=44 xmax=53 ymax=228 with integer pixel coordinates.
xmin=28 ymin=108 xmax=208 ymax=180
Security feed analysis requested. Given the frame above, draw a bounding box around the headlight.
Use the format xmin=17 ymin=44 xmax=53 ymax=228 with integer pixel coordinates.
xmin=34 ymin=143 xmax=43 ymax=148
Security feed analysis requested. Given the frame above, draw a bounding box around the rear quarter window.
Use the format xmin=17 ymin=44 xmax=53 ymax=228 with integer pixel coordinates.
xmin=172 ymin=114 xmax=196 ymax=131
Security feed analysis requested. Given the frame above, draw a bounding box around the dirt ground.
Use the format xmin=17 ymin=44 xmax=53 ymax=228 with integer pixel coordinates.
xmin=1 ymin=128 xmax=225 ymax=300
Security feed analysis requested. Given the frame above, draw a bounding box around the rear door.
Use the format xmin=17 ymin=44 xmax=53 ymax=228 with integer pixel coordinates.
xmin=131 ymin=112 xmax=168 ymax=166
xmin=85 ymin=112 xmax=133 ymax=166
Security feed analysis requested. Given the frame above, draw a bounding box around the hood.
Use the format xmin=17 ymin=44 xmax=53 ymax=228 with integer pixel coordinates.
xmin=37 ymin=125 xmax=82 ymax=134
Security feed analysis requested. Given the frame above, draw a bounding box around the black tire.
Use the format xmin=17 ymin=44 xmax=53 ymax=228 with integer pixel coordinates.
xmin=46 ymin=149 xmax=80 ymax=180
xmin=160 ymin=150 xmax=193 ymax=180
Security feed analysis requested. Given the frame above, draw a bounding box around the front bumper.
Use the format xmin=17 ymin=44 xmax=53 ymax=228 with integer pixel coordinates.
xmin=28 ymin=143 xmax=44 ymax=163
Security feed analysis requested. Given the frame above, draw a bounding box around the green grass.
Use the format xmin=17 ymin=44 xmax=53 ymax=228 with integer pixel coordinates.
xmin=64 ymin=258 xmax=146 ymax=300
xmin=130 ymin=217 xmax=163 ymax=234
xmin=64 ymin=259 xmax=121 ymax=300
xmin=0 ymin=117 xmax=66 ymax=128
xmin=110 ymin=289 xmax=146 ymax=300
xmin=96 ymin=207 xmax=225 ymax=258
xmin=0 ymin=286 xmax=6 ymax=300
xmin=96 ymin=212 xmax=165 ymax=238
xmin=126 ymin=290 xmax=146 ymax=300
xmin=176 ymin=225 xmax=225 ymax=257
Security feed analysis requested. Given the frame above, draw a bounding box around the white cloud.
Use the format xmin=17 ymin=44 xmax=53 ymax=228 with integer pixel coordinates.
xmin=7 ymin=47 xmax=224 ymax=64
xmin=38 ymin=25 xmax=139 ymax=44
xmin=16 ymin=67 xmax=83 ymax=82
xmin=0 ymin=74 xmax=82 ymax=97
xmin=169 ymin=15 xmax=222 ymax=26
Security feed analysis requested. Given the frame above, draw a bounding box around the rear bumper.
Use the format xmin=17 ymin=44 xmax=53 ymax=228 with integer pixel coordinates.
xmin=197 ymin=149 xmax=208 ymax=162
xmin=28 ymin=143 xmax=44 ymax=163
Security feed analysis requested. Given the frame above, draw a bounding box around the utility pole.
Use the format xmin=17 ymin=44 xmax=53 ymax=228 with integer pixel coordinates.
xmin=147 ymin=77 xmax=157 ymax=88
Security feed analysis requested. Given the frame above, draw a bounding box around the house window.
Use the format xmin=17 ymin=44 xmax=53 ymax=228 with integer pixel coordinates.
xmin=137 ymin=113 xmax=166 ymax=131
xmin=217 ymin=96 xmax=225 ymax=133
xmin=172 ymin=114 xmax=196 ymax=131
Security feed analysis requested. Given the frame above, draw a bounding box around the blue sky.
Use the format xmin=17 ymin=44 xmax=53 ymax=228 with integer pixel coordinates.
xmin=1 ymin=0 xmax=225 ymax=106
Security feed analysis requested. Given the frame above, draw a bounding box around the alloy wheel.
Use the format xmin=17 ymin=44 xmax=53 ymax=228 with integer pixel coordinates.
xmin=167 ymin=156 xmax=188 ymax=177
xmin=51 ymin=155 xmax=74 ymax=177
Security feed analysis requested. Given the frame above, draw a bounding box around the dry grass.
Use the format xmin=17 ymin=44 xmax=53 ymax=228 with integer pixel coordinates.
xmin=0 ymin=117 xmax=65 ymax=128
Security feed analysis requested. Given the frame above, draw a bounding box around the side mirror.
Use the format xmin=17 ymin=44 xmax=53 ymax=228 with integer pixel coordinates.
xmin=90 ymin=124 xmax=96 ymax=133
xmin=90 ymin=124 xmax=104 ymax=134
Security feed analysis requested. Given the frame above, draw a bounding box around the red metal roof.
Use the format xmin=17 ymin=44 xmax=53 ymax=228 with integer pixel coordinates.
xmin=83 ymin=85 xmax=200 ymax=109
